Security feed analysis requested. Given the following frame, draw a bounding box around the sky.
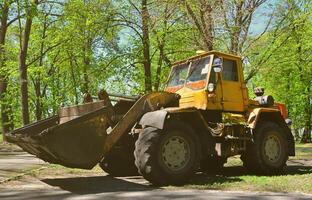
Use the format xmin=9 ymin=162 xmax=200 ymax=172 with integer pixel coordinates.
xmin=249 ymin=0 xmax=277 ymax=35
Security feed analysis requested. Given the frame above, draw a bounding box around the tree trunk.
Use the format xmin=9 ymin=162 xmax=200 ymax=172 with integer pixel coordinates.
xmin=295 ymin=22 xmax=311 ymax=143
xmin=185 ymin=1 xmax=214 ymax=51
xmin=300 ymin=127 xmax=311 ymax=143
xmin=19 ymin=0 xmax=39 ymax=125
xmin=301 ymin=86 xmax=312 ymax=143
xmin=81 ymin=0 xmax=91 ymax=94
xmin=0 ymin=0 xmax=13 ymax=138
xmin=68 ymin=52 xmax=79 ymax=104
xmin=141 ymin=0 xmax=152 ymax=93
xmin=199 ymin=1 xmax=214 ymax=51
xmin=82 ymin=38 xmax=91 ymax=94
xmin=33 ymin=14 xmax=48 ymax=121
xmin=229 ymin=1 xmax=243 ymax=54
xmin=154 ymin=42 xmax=164 ymax=91
xmin=219 ymin=0 xmax=262 ymax=55
xmin=19 ymin=47 xmax=30 ymax=125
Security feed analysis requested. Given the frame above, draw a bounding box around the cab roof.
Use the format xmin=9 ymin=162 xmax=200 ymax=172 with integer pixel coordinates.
xmin=172 ymin=51 xmax=242 ymax=67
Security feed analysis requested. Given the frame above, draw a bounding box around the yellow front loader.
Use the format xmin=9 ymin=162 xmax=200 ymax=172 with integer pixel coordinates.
xmin=7 ymin=51 xmax=295 ymax=186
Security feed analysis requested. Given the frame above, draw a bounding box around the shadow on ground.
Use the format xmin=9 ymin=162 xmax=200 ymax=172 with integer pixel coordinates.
xmin=42 ymin=175 xmax=154 ymax=194
xmin=40 ymin=164 xmax=312 ymax=195
xmin=285 ymin=165 xmax=312 ymax=175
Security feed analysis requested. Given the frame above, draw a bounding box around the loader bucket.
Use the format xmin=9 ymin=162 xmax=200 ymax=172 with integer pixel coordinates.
xmin=6 ymin=91 xmax=179 ymax=170
xmin=7 ymin=107 xmax=111 ymax=169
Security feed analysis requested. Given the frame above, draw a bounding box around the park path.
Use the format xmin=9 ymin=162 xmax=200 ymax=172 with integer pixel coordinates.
xmin=0 ymin=143 xmax=45 ymax=183
xmin=1 ymin=182 xmax=312 ymax=200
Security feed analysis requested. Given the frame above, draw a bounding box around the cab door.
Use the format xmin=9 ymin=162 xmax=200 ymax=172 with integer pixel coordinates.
xmin=220 ymin=58 xmax=245 ymax=112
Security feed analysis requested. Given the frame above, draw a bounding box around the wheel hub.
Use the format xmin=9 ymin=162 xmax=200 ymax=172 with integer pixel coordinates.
xmin=161 ymin=135 xmax=190 ymax=172
xmin=264 ymin=134 xmax=281 ymax=163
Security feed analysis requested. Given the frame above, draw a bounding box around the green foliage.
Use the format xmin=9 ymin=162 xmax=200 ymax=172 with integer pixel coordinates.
xmin=0 ymin=0 xmax=311 ymax=135
xmin=250 ymin=0 xmax=312 ymax=132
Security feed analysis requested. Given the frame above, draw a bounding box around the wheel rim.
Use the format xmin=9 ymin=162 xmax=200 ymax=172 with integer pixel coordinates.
xmin=263 ymin=133 xmax=281 ymax=163
xmin=160 ymin=134 xmax=191 ymax=172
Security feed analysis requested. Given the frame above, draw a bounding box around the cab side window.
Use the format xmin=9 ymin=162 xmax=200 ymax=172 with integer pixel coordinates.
xmin=222 ymin=59 xmax=238 ymax=81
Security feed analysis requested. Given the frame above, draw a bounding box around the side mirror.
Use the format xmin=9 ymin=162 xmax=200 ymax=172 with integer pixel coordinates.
xmin=212 ymin=58 xmax=223 ymax=73
xmin=213 ymin=66 xmax=222 ymax=73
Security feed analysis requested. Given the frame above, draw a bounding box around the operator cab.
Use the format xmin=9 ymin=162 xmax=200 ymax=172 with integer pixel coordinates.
xmin=165 ymin=51 xmax=249 ymax=113
xmin=166 ymin=55 xmax=212 ymax=92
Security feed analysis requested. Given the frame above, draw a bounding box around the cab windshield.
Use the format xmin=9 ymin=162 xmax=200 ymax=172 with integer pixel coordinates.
xmin=185 ymin=57 xmax=210 ymax=90
xmin=167 ymin=56 xmax=211 ymax=90
xmin=167 ymin=62 xmax=189 ymax=87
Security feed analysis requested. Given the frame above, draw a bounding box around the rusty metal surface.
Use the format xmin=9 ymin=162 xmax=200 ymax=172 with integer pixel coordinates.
xmin=7 ymin=116 xmax=59 ymax=139
xmin=59 ymin=101 xmax=106 ymax=124
xmin=7 ymin=108 xmax=111 ymax=169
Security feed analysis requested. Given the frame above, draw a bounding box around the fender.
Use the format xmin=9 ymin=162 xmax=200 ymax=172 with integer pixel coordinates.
xmin=247 ymin=108 xmax=295 ymax=156
xmin=139 ymin=107 xmax=208 ymax=130
xmin=247 ymin=108 xmax=281 ymax=129
xmin=139 ymin=110 xmax=169 ymax=129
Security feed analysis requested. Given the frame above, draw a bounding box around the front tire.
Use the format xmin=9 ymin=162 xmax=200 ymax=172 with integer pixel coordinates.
xmin=134 ymin=120 xmax=200 ymax=185
xmin=241 ymin=122 xmax=288 ymax=174
xmin=99 ymin=134 xmax=139 ymax=176
xmin=99 ymin=152 xmax=138 ymax=177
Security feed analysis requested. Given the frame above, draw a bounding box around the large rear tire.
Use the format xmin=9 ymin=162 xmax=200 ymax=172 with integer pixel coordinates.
xmin=134 ymin=120 xmax=200 ymax=185
xmin=241 ymin=122 xmax=288 ymax=174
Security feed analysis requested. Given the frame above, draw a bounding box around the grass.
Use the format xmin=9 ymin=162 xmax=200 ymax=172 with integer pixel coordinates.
xmin=32 ymin=164 xmax=104 ymax=178
xmin=34 ymin=143 xmax=312 ymax=194
xmin=183 ymin=168 xmax=312 ymax=193
xmin=184 ymin=173 xmax=312 ymax=193
xmin=179 ymin=143 xmax=312 ymax=193
xmin=0 ymin=134 xmax=3 ymax=143
xmin=291 ymin=143 xmax=312 ymax=160
xmin=0 ymin=166 xmax=48 ymax=184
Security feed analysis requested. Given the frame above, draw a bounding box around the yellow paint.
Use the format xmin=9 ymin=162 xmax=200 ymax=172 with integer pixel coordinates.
xmin=176 ymin=87 xmax=208 ymax=110
xmin=168 ymin=51 xmax=279 ymax=127
xmin=173 ymin=51 xmax=248 ymax=112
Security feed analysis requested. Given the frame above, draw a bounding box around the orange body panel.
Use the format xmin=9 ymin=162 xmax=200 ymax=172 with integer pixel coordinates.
xmin=275 ymin=103 xmax=288 ymax=119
